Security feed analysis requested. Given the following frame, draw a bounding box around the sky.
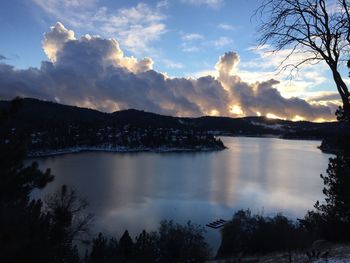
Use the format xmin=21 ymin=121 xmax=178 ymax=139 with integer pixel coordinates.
xmin=0 ymin=0 xmax=346 ymax=121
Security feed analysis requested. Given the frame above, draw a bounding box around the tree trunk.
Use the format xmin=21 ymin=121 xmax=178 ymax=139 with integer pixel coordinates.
xmin=331 ymin=69 xmax=350 ymax=120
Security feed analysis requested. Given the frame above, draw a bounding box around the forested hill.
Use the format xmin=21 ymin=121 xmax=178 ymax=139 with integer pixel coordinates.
xmin=0 ymin=98 xmax=348 ymax=138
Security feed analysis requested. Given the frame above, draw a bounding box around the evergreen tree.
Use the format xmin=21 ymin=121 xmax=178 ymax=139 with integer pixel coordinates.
xmin=118 ymin=230 xmax=134 ymax=262
xmin=300 ymin=98 xmax=350 ymax=241
xmin=302 ymin=153 xmax=350 ymax=241
xmin=157 ymin=220 xmax=210 ymax=262
xmin=89 ymin=233 xmax=118 ymax=263
xmin=45 ymin=185 xmax=94 ymax=262
xmin=0 ymin=98 xmax=54 ymax=262
xmin=218 ymin=210 xmax=311 ymax=258
xmin=134 ymin=230 xmax=158 ymax=263
xmin=1 ymin=98 xmax=91 ymax=263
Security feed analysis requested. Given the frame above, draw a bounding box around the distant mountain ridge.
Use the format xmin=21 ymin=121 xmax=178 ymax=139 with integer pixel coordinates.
xmin=0 ymin=98 xmax=348 ymax=140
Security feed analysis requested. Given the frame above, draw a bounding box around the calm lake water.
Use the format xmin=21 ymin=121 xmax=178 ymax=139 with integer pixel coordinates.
xmin=30 ymin=137 xmax=332 ymax=252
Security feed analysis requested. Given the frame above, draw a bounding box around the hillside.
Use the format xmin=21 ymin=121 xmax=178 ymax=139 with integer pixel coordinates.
xmin=0 ymin=98 xmax=349 ymax=156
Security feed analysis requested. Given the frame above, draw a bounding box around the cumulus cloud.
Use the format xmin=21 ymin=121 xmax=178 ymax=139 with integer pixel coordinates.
xmin=216 ymin=52 xmax=333 ymax=120
xmin=0 ymin=23 xmax=335 ymax=121
xmin=43 ymin=23 xmax=153 ymax=74
xmin=215 ymin=52 xmax=240 ymax=78
xmin=43 ymin=22 xmax=76 ymax=62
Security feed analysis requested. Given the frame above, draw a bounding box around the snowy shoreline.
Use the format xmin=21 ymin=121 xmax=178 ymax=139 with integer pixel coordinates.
xmin=27 ymin=145 xmax=226 ymax=158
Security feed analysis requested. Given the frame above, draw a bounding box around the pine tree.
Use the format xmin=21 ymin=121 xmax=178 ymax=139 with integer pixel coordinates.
xmin=313 ymin=154 xmax=350 ymax=241
xmin=0 ymin=98 xmax=54 ymax=262
xmin=118 ymin=230 xmax=134 ymax=262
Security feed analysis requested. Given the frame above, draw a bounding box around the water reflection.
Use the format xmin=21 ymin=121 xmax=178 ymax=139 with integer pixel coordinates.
xmin=30 ymin=137 xmax=332 ymax=249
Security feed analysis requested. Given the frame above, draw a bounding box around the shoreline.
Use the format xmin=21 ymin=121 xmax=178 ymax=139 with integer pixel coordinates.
xmin=26 ymin=135 xmax=327 ymax=158
xmin=224 ymin=134 xmax=324 ymax=141
xmin=27 ymin=145 xmax=227 ymax=158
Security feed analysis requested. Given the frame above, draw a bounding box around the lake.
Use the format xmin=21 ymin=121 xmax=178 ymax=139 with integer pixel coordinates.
xmin=30 ymin=137 xmax=332 ymax=252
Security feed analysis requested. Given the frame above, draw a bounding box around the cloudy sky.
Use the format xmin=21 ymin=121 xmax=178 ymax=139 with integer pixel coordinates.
xmin=0 ymin=0 xmax=346 ymax=121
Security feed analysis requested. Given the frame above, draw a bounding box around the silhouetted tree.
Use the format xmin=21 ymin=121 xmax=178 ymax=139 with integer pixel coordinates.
xmin=0 ymin=98 xmax=94 ymax=262
xmin=89 ymin=233 xmax=118 ymax=263
xmin=88 ymin=221 xmax=211 ymax=263
xmin=134 ymin=230 xmax=158 ymax=263
xmin=218 ymin=210 xmax=311 ymax=259
xmin=257 ymin=2 xmax=350 ymax=243
xmin=300 ymin=88 xmax=350 ymax=241
xmin=301 ymin=152 xmax=350 ymax=241
xmin=45 ymin=185 xmax=94 ymax=262
xmin=157 ymin=220 xmax=211 ymax=262
xmin=118 ymin=230 xmax=134 ymax=262
xmin=256 ymin=0 xmax=350 ymax=118
xmin=0 ymin=98 xmax=56 ymax=263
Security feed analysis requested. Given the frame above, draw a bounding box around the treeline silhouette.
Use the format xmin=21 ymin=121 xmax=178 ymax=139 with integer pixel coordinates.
xmin=217 ymin=210 xmax=312 ymax=258
xmin=88 ymin=221 xmax=210 ymax=263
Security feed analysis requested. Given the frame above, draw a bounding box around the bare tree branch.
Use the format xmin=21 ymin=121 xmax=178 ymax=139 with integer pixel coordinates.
xmin=256 ymin=0 xmax=350 ymax=118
